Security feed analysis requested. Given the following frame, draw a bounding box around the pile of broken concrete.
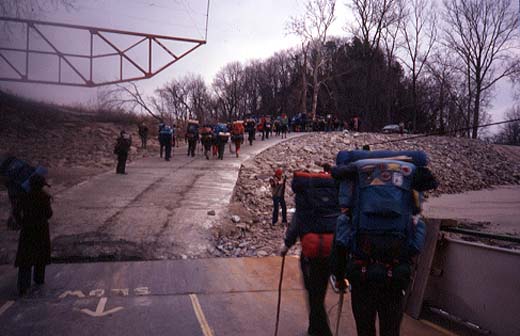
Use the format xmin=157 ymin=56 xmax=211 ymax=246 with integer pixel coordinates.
xmin=214 ymin=132 xmax=520 ymax=258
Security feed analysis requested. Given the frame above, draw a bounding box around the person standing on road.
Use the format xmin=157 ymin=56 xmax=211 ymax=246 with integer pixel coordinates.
xmin=138 ymin=123 xmax=148 ymax=149
xmin=15 ymin=174 xmax=52 ymax=296
xmin=269 ymin=168 xmax=287 ymax=226
xmin=114 ymin=131 xmax=131 ymax=174
xmin=280 ymin=170 xmax=340 ymax=336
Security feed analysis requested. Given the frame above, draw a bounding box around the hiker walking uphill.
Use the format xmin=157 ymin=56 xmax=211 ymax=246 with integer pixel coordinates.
xmin=214 ymin=123 xmax=229 ymax=160
xmin=280 ymin=170 xmax=341 ymax=336
xmin=231 ymin=121 xmax=245 ymax=158
xmin=332 ymin=150 xmax=438 ymax=336
xmin=114 ymin=131 xmax=131 ymax=174
xmin=280 ymin=113 xmax=289 ymax=139
xmin=245 ymin=118 xmax=256 ymax=146
xmin=186 ymin=120 xmax=199 ymax=157
xmin=200 ymin=125 xmax=214 ymax=160
xmin=15 ymin=174 xmax=53 ymax=296
xmin=269 ymin=169 xmax=287 ymax=226
xmin=159 ymin=125 xmax=174 ymax=161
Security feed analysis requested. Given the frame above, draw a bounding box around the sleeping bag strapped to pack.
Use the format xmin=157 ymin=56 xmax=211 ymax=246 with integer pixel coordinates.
xmin=292 ymin=171 xmax=341 ymax=258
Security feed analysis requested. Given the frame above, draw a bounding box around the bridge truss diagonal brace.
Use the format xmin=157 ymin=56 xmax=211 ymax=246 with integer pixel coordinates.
xmin=0 ymin=17 xmax=206 ymax=87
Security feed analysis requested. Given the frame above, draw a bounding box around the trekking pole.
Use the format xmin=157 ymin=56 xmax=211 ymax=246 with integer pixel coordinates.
xmin=274 ymin=255 xmax=286 ymax=336
xmin=335 ymin=290 xmax=344 ymax=336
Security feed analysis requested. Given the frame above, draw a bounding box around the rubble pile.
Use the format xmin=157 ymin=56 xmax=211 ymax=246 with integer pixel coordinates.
xmin=215 ymin=132 xmax=520 ymax=258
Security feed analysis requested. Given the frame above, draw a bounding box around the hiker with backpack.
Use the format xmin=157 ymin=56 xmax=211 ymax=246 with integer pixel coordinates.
xmin=159 ymin=125 xmax=174 ymax=161
xmin=186 ymin=120 xmax=199 ymax=157
xmin=245 ymin=119 xmax=256 ymax=146
xmin=230 ymin=121 xmax=245 ymax=158
xmin=269 ymin=168 xmax=287 ymax=226
xmin=280 ymin=114 xmax=289 ymax=139
xmin=200 ymin=125 xmax=214 ymax=160
xmin=114 ymin=131 xmax=132 ymax=174
xmin=280 ymin=169 xmax=341 ymax=336
xmin=331 ymin=150 xmax=438 ymax=336
xmin=0 ymin=156 xmax=47 ymax=230
xmin=14 ymin=174 xmax=53 ymax=296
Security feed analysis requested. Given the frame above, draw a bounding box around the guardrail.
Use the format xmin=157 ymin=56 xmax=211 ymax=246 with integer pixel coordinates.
xmin=423 ymin=225 xmax=520 ymax=336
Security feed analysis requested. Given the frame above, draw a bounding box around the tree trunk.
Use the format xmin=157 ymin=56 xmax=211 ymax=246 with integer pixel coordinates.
xmin=300 ymin=51 xmax=308 ymax=116
xmin=472 ymin=81 xmax=481 ymax=139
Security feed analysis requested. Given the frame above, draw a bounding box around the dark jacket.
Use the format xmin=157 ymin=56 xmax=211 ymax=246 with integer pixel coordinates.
xmin=15 ymin=190 xmax=53 ymax=267
xmin=114 ymin=136 xmax=131 ymax=156
xmin=291 ymin=172 xmax=340 ymax=236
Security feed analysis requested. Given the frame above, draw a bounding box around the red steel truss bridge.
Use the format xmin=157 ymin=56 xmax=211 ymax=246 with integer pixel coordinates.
xmin=0 ymin=16 xmax=207 ymax=87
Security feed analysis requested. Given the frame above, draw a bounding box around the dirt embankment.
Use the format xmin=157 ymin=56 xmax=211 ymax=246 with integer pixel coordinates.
xmin=214 ymin=132 xmax=520 ymax=258
xmin=0 ymin=93 xmax=159 ymax=264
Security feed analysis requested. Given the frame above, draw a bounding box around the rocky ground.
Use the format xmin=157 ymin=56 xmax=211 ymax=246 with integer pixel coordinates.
xmin=215 ymin=131 xmax=520 ymax=258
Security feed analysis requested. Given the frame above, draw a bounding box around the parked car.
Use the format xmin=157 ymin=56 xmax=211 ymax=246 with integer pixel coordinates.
xmin=382 ymin=124 xmax=408 ymax=134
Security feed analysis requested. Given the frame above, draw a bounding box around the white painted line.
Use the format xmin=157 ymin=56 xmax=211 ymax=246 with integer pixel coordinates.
xmin=81 ymin=297 xmax=123 ymax=317
xmin=189 ymin=294 xmax=214 ymax=336
xmin=0 ymin=301 xmax=15 ymax=316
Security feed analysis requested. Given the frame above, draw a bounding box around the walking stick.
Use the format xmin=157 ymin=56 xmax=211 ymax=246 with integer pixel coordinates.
xmin=335 ymin=290 xmax=345 ymax=336
xmin=274 ymin=255 xmax=286 ymax=336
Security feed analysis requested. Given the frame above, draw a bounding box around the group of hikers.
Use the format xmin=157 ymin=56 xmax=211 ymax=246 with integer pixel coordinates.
xmin=115 ymin=114 xmax=294 ymax=174
xmin=115 ymin=113 xmax=365 ymax=175
xmin=1 ymin=110 xmax=438 ymax=336
xmin=270 ymin=147 xmax=438 ymax=336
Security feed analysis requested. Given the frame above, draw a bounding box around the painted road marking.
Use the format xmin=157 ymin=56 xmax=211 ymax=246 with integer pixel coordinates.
xmin=189 ymin=294 xmax=214 ymax=336
xmin=81 ymin=297 xmax=123 ymax=317
xmin=0 ymin=301 xmax=15 ymax=316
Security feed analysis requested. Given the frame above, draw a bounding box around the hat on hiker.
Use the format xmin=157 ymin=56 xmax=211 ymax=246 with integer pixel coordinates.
xmin=275 ymin=168 xmax=283 ymax=177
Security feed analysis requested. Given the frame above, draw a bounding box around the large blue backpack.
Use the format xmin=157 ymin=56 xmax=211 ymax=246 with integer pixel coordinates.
xmin=333 ymin=150 xmax=428 ymax=261
xmin=350 ymin=158 xmax=417 ymax=261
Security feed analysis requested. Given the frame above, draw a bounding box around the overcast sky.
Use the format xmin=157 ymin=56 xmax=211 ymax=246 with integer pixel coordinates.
xmin=0 ymin=0 xmax=517 ymax=128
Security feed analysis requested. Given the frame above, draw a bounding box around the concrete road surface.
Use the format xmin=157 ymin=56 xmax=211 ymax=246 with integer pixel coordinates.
xmin=424 ymin=185 xmax=520 ymax=235
xmin=0 ymin=257 xmax=450 ymax=336
xmin=50 ymin=134 xmax=301 ymax=261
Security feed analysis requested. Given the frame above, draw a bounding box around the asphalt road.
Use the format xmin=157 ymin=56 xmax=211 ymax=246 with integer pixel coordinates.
xmin=0 ymin=257 xmax=449 ymax=336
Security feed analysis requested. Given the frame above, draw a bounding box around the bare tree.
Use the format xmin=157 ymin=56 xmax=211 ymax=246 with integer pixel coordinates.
xmin=442 ymin=0 xmax=520 ymax=138
xmin=287 ymin=0 xmax=336 ymax=120
xmin=212 ymin=62 xmax=243 ymax=121
xmin=348 ymin=0 xmax=403 ymax=51
xmin=493 ymin=106 xmax=520 ymax=145
xmin=399 ymin=0 xmax=437 ymax=131
xmin=98 ymin=82 xmax=163 ymax=121
xmin=157 ymin=74 xmax=211 ymax=123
